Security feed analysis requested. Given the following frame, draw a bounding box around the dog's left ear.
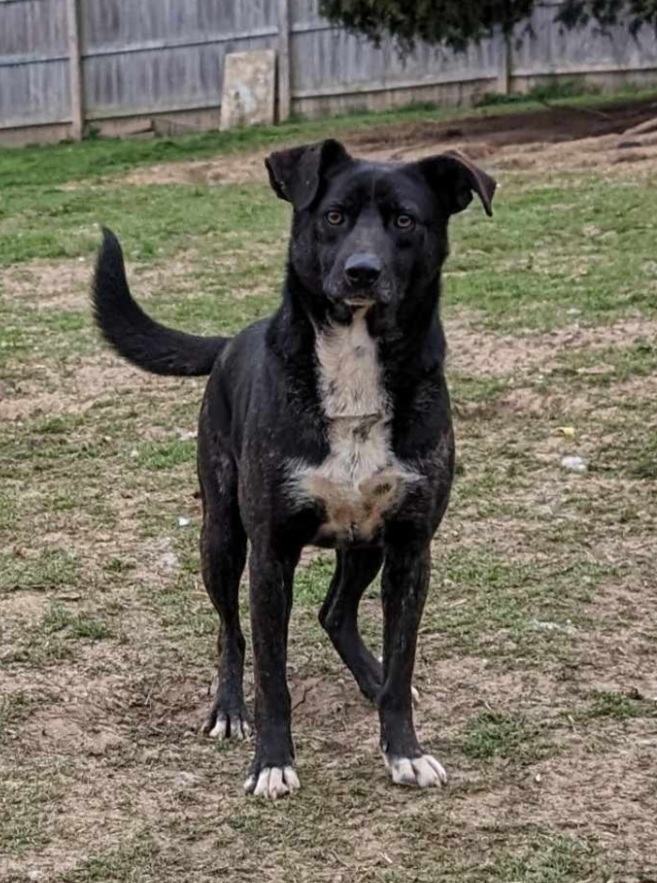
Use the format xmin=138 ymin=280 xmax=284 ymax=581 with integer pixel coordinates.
xmin=416 ymin=150 xmax=497 ymax=217
xmin=265 ymin=139 xmax=350 ymax=212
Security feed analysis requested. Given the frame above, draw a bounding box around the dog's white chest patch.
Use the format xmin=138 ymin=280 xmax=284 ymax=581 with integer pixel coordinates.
xmin=289 ymin=311 xmax=417 ymax=543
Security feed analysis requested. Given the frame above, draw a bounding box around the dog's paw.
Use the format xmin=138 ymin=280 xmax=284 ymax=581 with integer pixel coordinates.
xmin=203 ymin=707 xmax=251 ymax=740
xmin=244 ymin=766 xmax=300 ymax=799
xmin=384 ymin=753 xmax=447 ymax=788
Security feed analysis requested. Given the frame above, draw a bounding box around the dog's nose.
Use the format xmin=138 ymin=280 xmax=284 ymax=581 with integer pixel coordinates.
xmin=345 ymin=253 xmax=382 ymax=288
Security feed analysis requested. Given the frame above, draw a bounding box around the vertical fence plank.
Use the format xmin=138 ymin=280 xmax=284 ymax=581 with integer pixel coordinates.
xmin=497 ymin=29 xmax=512 ymax=96
xmin=66 ymin=0 xmax=83 ymax=138
xmin=277 ymin=0 xmax=291 ymax=122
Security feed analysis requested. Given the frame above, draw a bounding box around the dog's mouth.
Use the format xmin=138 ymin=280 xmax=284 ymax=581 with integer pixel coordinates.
xmin=343 ymin=297 xmax=375 ymax=308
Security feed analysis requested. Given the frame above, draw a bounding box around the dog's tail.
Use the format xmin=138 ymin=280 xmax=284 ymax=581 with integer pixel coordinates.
xmin=92 ymin=228 xmax=230 ymax=376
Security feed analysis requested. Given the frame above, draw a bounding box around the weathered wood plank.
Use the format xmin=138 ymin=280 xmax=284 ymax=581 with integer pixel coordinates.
xmin=65 ymin=0 xmax=83 ymax=138
xmin=2 ymin=0 xmax=657 ymax=137
xmin=0 ymin=0 xmax=70 ymax=129
xmin=277 ymin=0 xmax=291 ymax=122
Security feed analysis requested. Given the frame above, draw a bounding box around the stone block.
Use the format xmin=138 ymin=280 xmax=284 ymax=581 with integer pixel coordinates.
xmin=220 ymin=50 xmax=276 ymax=131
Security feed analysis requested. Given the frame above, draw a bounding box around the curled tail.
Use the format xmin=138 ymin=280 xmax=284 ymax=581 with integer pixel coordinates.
xmin=92 ymin=228 xmax=229 ymax=376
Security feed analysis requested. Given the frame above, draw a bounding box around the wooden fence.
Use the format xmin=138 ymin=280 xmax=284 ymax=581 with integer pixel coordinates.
xmin=1 ymin=0 xmax=657 ymax=144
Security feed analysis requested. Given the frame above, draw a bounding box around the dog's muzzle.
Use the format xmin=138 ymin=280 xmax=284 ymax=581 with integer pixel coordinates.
xmin=333 ymin=252 xmax=392 ymax=307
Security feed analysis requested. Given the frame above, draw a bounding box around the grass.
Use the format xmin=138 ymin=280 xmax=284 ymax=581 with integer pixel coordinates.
xmin=585 ymin=689 xmax=657 ymax=721
xmin=461 ymin=711 xmax=551 ymax=762
xmin=1 ymin=93 xmax=656 ymax=882
xmin=42 ymin=603 xmax=113 ymax=642
xmin=0 ymin=548 xmax=80 ymax=593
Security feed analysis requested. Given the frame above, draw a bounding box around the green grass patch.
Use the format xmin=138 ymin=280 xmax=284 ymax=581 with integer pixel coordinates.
xmin=0 ymin=182 xmax=284 ymax=266
xmin=61 ymin=836 xmax=159 ymax=882
xmin=585 ymin=689 xmax=657 ymax=721
xmin=462 ymin=710 xmax=551 ymax=762
xmin=0 ymin=547 xmax=79 ymax=593
xmin=447 ymin=178 xmax=657 ymax=330
xmin=488 ymin=835 xmax=604 ymax=883
xmin=549 ymin=339 xmax=657 ymax=387
xmin=427 ymin=546 xmax=611 ymax=657
xmin=134 ymin=439 xmax=197 ymax=472
xmin=0 ymin=774 xmax=61 ymax=854
xmin=42 ymin=603 xmax=112 ymax=642
xmin=0 ymin=692 xmax=30 ymax=738
xmin=294 ymin=553 xmax=336 ymax=605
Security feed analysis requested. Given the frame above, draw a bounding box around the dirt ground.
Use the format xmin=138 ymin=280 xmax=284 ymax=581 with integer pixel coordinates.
xmin=2 ymin=98 xmax=657 ymax=883
xmin=123 ymin=97 xmax=657 ymax=186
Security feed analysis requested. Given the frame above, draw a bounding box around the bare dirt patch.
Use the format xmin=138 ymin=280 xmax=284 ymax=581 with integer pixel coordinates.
xmin=1 ymin=258 xmax=93 ymax=311
xmin=0 ymin=354 xmax=185 ymax=421
xmin=446 ymin=312 xmax=657 ymax=379
xmin=0 ymin=251 xmax=200 ymax=312
xmin=120 ymin=98 xmax=657 ymax=189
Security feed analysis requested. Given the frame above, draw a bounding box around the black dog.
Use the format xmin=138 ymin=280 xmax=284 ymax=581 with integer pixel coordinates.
xmin=93 ymin=140 xmax=495 ymax=799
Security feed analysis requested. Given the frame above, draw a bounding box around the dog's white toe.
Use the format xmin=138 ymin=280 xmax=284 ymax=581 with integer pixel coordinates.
xmin=384 ymin=753 xmax=447 ymax=788
xmin=207 ymin=714 xmax=251 ymax=740
xmin=208 ymin=715 xmax=228 ymax=739
xmin=244 ymin=766 xmax=300 ymax=799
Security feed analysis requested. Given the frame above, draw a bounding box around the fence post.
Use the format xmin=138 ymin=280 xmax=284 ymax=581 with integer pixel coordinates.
xmin=66 ymin=0 xmax=84 ymax=139
xmin=497 ymin=28 xmax=512 ymax=96
xmin=277 ymin=0 xmax=291 ymax=122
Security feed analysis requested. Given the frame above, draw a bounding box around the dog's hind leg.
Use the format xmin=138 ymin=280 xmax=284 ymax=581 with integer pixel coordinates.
xmin=319 ymin=548 xmax=384 ymax=703
xmin=198 ymin=445 xmax=249 ymax=740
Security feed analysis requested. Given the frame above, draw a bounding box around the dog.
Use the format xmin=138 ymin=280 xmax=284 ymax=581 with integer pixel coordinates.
xmin=92 ymin=139 xmax=496 ymax=799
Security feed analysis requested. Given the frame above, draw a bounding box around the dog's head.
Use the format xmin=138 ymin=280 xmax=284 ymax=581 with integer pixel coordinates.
xmin=266 ymin=139 xmax=496 ymax=324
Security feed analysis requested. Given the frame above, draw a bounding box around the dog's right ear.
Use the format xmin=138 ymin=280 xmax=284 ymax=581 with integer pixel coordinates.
xmin=265 ymin=139 xmax=350 ymax=211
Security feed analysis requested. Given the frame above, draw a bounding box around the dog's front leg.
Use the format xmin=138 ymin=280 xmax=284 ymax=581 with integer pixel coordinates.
xmin=379 ymin=538 xmax=447 ymax=789
xmin=243 ymin=543 xmax=300 ymax=799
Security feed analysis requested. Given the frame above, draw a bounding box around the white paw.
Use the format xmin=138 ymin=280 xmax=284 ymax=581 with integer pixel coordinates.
xmin=207 ymin=714 xmax=251 ymax=740
xmin=244 ymin=766 xmax=300 ymax=799
xmin=384 ymin=754 xmax=447 ymax=788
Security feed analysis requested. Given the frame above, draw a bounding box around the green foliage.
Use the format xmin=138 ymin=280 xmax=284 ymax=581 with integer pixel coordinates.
xmin=557 ymin=0 xmax=657 ymax=37
xmin=319 ymin=0 xmax=535 ymax=51
xmin=319 ymin=0 xmax=657 ymax=51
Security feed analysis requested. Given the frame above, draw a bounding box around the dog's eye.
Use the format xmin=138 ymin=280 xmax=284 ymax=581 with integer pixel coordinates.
xmin=395 ymin=213 xmax=415 ymax=230
xmin=326 ymin=210 xmax=345 ymax=226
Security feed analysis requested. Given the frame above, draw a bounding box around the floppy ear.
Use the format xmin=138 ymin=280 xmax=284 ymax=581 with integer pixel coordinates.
xmin=265 ymin=139 xmax=350 ymax=211
xmin=416 ymin=150 xmax=497 ymax=217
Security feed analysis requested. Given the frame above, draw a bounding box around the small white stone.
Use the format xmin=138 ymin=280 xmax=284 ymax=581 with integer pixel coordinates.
xmin=177 ymin=516 xmax=190 ymax=527
xmin=561 ymin=455 xmax=587 ymax=473
xmin=130 ymin=448 xmax=139 ymax=458
xmin=174 ymin=771 xmax=199 ymax=788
